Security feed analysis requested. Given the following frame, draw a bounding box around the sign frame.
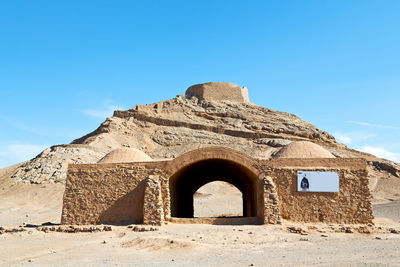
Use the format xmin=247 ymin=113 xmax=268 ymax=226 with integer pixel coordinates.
xmin=297 ymin=171 xmax=340 ymax=192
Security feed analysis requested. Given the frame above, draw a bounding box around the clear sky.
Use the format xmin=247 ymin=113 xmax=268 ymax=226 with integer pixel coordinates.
xmin=0 ymin=0 xmax=399 ymax=168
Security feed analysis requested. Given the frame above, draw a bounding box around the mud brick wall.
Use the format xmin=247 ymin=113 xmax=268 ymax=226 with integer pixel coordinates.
xmin=61 ymin=163 xmax=167 ymax=225
xmin=256 ymin=158 xmax=373 ymax=224
xmin=61 ymin=147 xmax=373 ymax=225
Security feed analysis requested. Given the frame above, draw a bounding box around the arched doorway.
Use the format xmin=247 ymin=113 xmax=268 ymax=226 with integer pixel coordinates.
xmin=169 ymin=158 xmax=259 ymax=218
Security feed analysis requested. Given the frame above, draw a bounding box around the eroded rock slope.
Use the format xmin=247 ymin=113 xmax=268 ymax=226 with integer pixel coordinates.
xmin=4 ymin=94 xmax=400 ymax=200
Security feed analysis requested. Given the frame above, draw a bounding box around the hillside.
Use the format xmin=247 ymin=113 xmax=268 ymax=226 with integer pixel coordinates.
xmin=2 ymin=88 xmax=400 ymax=201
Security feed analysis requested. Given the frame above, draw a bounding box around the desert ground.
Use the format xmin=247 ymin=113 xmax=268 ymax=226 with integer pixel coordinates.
xmin=1 ymin=164 xmax=400 ymax=266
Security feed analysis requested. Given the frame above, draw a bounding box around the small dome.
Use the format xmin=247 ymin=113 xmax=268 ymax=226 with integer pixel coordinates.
xmin=98 ymin=148 xmax=153 ymax=163
xmin=272 ymin=141 xmax=335 ymax=159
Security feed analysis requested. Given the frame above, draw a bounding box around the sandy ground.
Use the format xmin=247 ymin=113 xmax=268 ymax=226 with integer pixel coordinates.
xmin=0 ymin=164 xmax=64 ymax=227
xmin=1 ymin=222 xmax=400 ymax=266
xmin=373 ymin=201 xmax=400 ymax=222
xmin=1 ymin=167 xmax=400 ymax=266
xmin=194 ymin=181 xmax=242 ymax=217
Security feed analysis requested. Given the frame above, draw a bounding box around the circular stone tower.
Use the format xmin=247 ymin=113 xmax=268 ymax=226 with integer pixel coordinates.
xmin=185 ymin=82 xmax=251 ymax=103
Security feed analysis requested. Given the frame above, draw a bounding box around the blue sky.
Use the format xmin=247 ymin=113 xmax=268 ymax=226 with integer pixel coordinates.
xmin=0 ymin=0 xmax=399 ymax=168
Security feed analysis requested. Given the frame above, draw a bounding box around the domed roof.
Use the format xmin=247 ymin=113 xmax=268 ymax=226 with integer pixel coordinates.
xmin=271 ymin=141 xmax=335 ymax=159
xmin=97 ymin=148 xmax=153 ymax=163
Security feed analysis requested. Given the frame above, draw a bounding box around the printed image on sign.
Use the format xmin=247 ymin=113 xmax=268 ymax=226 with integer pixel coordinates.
xmin=297 ymin=171 xmax=339 ymax=192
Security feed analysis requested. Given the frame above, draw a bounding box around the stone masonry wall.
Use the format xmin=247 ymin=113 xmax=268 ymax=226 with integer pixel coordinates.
xmin=62 ymin=148 xmax=373 ymax=225
xmin=262 ymin=175 xmax=281 ymax=224
xmin=255 ymin=158 xmax=373 ymax=224
xmin=61 ymin=163 xmax=167 ymax=225
xmin=143 ymin=175 xmax=164 ymax=226
xmin=160 ymin=176 xmax=171 ymax=218
xmin=185 ymin=82 xmax=250 ymax=103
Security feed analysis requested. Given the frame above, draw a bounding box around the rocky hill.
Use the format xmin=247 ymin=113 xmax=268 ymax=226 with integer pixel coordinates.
xmin=4 ymin=83 xmax=400 ymax=201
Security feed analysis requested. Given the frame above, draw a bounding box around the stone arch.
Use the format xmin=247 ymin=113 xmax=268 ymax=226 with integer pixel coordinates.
xmin=165 ymin=147 xmax=259 ymax=176
xmin=166 ymin=147 xmax=262 ymax=220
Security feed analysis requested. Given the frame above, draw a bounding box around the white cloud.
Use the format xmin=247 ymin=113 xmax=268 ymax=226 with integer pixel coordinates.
xmin=334 ymin=133 xmax=352 ymax=145
xmin=333 ymin=131 xmax=374 ymax=145
xmin=347 ymin=121 xmax=400 ymax=130
xmin=80 ymin=105 xmax=124 ymax=119
xmin=0 ymin=143 xmax=48 ymax=168
xmin=0 ymin=115 xmax=41 ymax=135
xmin=361 ymin=146 xmax=400 ymax=162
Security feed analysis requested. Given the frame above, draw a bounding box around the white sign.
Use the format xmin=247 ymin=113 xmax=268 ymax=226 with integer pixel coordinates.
xmin=297 ymin=171 xmax=339 ymax=192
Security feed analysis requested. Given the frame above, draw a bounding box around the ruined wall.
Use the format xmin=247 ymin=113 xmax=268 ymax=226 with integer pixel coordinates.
xmin=185 ymin=82 xmax=250 ymax=103
xmin=61 ymin=162 xmax=167 ymax=225
xmin=256 ymin=158 xmax=373 ymax=224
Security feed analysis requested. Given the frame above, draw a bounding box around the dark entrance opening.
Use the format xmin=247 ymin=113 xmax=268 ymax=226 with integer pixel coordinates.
xmin=169 ymin=159 xmax=259 ymax=218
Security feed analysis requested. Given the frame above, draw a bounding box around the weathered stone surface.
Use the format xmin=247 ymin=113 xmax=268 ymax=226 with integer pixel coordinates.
xmin=262 ymin=176 xmax=281 ymax=224
xmin=4 ymin=83 xmax=399 ymax=208
xmin=185 ymin=82 xmax=250 ymax=103
xmin=129 ymin=225 xmax=159 ymax=232
xmin=143 ymin=175 xmax=164 ymax=226
xmin=10 ymin=145 xmax=106 ymax=184
xmin=62 ymin=147 xmax=373 ymax=225
xmin=258 ymin=158 xmax=374 ymax=224
xmin=61 ymin=163 xmax=168 ymax=225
